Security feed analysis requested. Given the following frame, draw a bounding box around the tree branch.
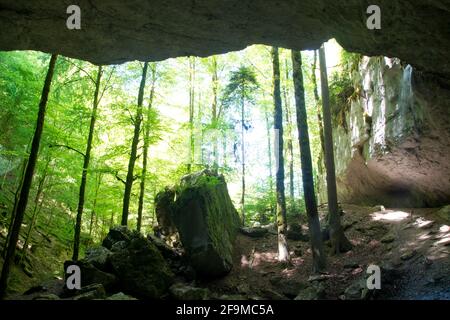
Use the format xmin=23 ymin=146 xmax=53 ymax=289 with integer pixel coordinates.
xmin=61 ymin=57 xmax=97 ymax=84
xmin=98 ymin=66 xmax=116 ymax=104
xmin=49 ymin=144 xmax=85 ymax=158
xmin=114 ymin=171 xmax=126 ymax=185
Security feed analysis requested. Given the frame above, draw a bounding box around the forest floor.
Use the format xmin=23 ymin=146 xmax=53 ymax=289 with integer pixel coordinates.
xmin=1 ymin=204 xmax=449 ymax=300
xmin=202 ymin=204 xmax=450 ymax=300
xmin=0 ymin=220 xmax=69 ymax=296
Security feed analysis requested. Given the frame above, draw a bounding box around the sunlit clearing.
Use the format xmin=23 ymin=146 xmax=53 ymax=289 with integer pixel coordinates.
xmin=414 ymin=217 xmax=434 ymax=228
xmin=371 ymin=210 xmax=410 ymax=222
xmin=240 ymin=255 xmax=249 ymax=267
xmin=434 ymin=236 xmax=450 ymax=246
xmin=418 ymin=233 xmax=432 ymax=241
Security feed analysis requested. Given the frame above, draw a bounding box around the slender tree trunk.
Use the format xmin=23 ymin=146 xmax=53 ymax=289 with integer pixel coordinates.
xmin=3 ymin=157 xmax=27 ymax=258
xmin=240 ymin=94 xmax=246 ymax=226
xmin=318 ymin=46 xmax=352 ymax=254
xmin=89 ymin=172 xmax=102 ymax=239
xmin=0 ymin=54 xmax=58 ymax=297
xmin=283 ymin=58 xmax=295 ymax=201
xmin=72 ymin=65 xmax=103 ymax=261
xmin=291 ymin=50 xmax=326 ymax=273
xmin=222 ymin=130 xmax=228 ymax=172
xmin=121 ymin=62 xmax=149 ymax=226
xmin=211 ymin=56 xmax=219 ymax=172
xmin=312 ymin=51 xmax=326 ymax=202
xmin=21 ymin=158 xmax=50 ymax=259
xmin=312 ymin=51 xmax=325 ymax=157
xmin=187 ymin=57 xmax=196 ymax=173
xmin=110 ymin=211 xmax=115 ymax=228
xmin=272 ymin=47 xmax=290 ymax=262
xmin=265 ymin=108 xmax=274 ymax=216
xmin=137 ymin=64 xmax=156 ymax=232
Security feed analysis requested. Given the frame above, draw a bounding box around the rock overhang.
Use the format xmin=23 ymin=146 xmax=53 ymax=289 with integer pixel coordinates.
xmin=0 ymin=0 xmax=449 ymax=79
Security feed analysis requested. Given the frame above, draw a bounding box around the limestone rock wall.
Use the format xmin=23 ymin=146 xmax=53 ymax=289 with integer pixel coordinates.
xmin=326 ymin=57 xmax=450 ymax=207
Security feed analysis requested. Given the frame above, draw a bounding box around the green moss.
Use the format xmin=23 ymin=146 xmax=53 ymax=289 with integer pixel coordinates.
xmin=162 ymin=170 xmax=240 ymax=276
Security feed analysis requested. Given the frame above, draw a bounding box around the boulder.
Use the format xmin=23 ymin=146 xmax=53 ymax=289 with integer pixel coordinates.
xmin=85 ymin=246 xmax=112 ymax=271
xmin=63 ymin=260 xmax=118 ymax=292
xmin=102 ymin=226 xmax=133 ymax=250
xmin=240 ymin=227 xmax=268 ymax=238
xmin=73 ymin=284 xmax=106 ymax=300
xmin=295 ymin=283 xmax=326 ymax=300
xmin=436 ymin=205 xmax=450 ymax=222
xmin=343 ymin=278 xmax=368 ymax=300
xmin=147 ymin=234 xmax=180 ymax=260
xmin=111 ymin=241 xmax=128 ymax=252
xmin=154 ymin=188 xmax=180 ymax=247
xmin=380 ymin=232 xmax=396 ymax=243
xmin=169 ymin=283 xmax=209 ymax=300
xmin=107 ymin=230 xmax=174 ymax=299
xmin=155 ymin=170 xmax=241 ymax=278
xmin=270 ymin=277 xmax=307 ymax=299
xmin=287 ymin=223 xmax=308 ymax=241
xmin=33 ymin=293 xmax=60 ymax=300
xmin=106 ymin=292 xmax=138 ymax=300
xmin=400 ymin=249 xmax=417 ymax=261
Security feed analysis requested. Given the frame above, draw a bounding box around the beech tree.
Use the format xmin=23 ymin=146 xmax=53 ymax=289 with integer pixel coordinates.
xmin=121 ymin=62 xmax=149 ymax=226
xmin=0 ymin=54 xmax=59 ymax=297
xmin=291 ymin=50 xmax=326 ymax=272
xmin=72 ymin=65 xmax=103 ymax=260
xmin=272 ymin=47 xmax=290 ymax=262
xmin=318 ymin=45 xmax=352 ymax=254
xmin=223 ymin=66 xmax=258 ymax=225
xmin=137 ymin=63 xmax=157 ymax=232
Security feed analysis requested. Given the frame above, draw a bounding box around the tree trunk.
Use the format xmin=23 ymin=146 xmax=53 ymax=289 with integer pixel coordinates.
xmin=21 ymin=157 xmax=50 ymax=259
xmin=283 ymin=58 xmax=295 ymax=200
xmin=187 ymin=57 xmax=196 ymax=173
xmin=240 ymin=94 xmax=246 ymax=226
xmin=137 ymin=64 xmax=156 ymax=232
xmin=72 ymin=65 xmax=103 ymax=261
xmin=291 ymin=50 xmax=326 ymax=273
xmin=3 ymin=157 xmax=27 ymax=258
xmin=211 ymin=56 xmax=219 ymax=172
xmin=265 ymin=108 xmax=274 ymax=216
xmin=89 ymin=172 xmax=103 ymax=239
xmin=0 ymin=54 xmax=58 ymax=298
xmin=121 ymin=62 xmax=149 ymax=226
xmin=318 ymin=45 xmax=352 ymax=254
xmin=312 ymin=51 xmax=325 ymax=156
xmin=312 ymin=50 xmax=326 ymax=203
xmin=272 ymin=47 xmax=290 ymax=263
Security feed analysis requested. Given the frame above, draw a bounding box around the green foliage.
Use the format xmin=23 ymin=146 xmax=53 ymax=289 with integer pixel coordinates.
xmin=222 ymin=65 xmax=259 ymax=109
xmin=329 ymin=72 xmax=353 ymax=132
xmin=0 ymin=42 xmax=352 ymax=281
xmin=328 ymin=51 xmax=363 ymax=132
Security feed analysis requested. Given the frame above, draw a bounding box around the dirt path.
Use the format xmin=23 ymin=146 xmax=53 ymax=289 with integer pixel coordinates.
xmin=202 ymin=205 xmax=450 ymax=300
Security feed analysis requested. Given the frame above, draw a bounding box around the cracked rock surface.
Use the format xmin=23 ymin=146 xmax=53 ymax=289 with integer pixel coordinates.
xmin=0 ymin=1 xmax=449 ymax=78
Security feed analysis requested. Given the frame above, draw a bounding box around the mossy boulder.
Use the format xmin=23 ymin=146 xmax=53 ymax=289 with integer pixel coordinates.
xmin=436 ymin=205 xmax=450 ymax=223
xmin=106 ymin=228 xmax=174 ymax=299
xmin=155 ymin=170 xmax=241 ymax=278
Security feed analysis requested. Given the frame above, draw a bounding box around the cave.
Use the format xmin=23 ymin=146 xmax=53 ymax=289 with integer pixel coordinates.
xmin=0 ymin=0 xmax=449 ymax=304
xmin=1 ymin=1 xmax=449 ymax=207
